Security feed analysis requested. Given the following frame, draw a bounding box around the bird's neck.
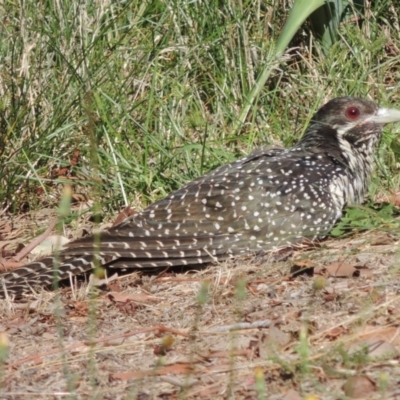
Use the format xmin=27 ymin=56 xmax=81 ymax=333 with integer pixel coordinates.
xmin=335 ymin=139 xmax=377 ymax=205
xmin=299 ymin=123 xmax=380 ymax=205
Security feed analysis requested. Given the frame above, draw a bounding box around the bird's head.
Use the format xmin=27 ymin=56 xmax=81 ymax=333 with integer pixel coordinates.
xmin=300 ymin=97 xmax=400 ymax=160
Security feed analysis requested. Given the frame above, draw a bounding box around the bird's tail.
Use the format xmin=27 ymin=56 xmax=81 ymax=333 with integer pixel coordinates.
xmin=0 ymin=253 xmax=117 ymax=299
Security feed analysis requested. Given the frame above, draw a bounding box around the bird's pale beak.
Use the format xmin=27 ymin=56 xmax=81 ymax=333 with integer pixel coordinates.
xmin=370 ymin=107 xmax=400 ymax=124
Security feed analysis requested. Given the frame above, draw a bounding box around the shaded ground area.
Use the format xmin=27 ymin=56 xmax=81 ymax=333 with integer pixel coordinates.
xmin=1 ymin=212 xmax=400 ymax=399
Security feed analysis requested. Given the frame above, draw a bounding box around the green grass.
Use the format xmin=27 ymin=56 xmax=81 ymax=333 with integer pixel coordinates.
xmin=1 ymin=0 xmax=400 ymax=226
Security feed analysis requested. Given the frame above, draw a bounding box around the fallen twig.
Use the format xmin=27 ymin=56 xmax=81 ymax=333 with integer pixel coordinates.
xmin=13 ymin=218 xmax=58 ymax=263
xmin=208 ymin=319 xmax=273 ymax=332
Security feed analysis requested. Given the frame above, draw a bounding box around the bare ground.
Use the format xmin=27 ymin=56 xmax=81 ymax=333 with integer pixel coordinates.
xmin=1 ymin=211 xmax=400 ymax=399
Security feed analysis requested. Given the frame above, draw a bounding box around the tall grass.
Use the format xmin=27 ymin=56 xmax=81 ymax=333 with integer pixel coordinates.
xmin=1 ymin=0 xmax=400 ymax=220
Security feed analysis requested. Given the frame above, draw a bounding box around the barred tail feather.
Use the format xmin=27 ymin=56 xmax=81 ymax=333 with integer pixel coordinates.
xmin=0 ymin=254 xmax=118 ymax=298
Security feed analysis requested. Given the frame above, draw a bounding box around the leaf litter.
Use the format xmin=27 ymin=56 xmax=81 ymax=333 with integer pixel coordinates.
xmin=0 ymin=212 xmax=400 ymax=399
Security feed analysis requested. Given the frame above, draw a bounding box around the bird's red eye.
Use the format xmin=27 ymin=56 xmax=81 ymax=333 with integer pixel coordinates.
xmin=346 ymin=106 xmax=361 ymax=120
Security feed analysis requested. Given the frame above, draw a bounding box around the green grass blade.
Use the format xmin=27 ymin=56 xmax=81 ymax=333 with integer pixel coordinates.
xmin=234 ymin=0 xmax=326 ymax=134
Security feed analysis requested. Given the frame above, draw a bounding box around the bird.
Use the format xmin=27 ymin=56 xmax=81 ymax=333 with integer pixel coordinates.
xmin=2 ymin=96 xmax=400 ymax=299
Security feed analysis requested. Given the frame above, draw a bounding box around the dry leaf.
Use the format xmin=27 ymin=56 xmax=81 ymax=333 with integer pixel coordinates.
xmin=342 ymin=376 xmax=376 ymax=399
xmin=348 ymin=338 xmax=398 ymax=358
xmin=324 ymin=326 xmax=346 ymax=339
xmin=68 ymin=301 xmax=89 ymax=317
xmin=290 ymin=259 xmax=315 ymax=276
xmin=326 ymin=262 xmax=357 ymax=277
xmin=113 ymin=206 xmax=137 ymax=226
xmin=282 ymin=389 xmax=302 ymax=400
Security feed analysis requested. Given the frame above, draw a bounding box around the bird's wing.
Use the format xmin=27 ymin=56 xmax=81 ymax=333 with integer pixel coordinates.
xmin=65 ymin=146 xmax=339 ymax=258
